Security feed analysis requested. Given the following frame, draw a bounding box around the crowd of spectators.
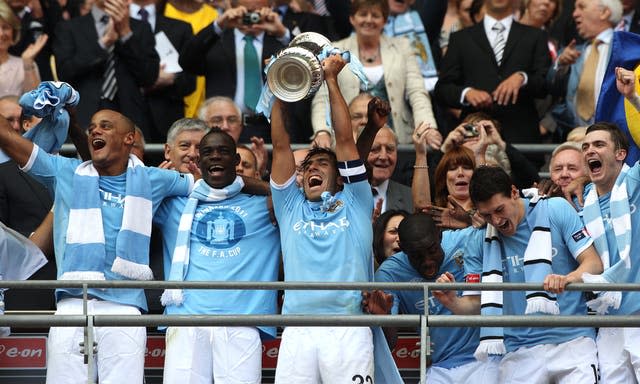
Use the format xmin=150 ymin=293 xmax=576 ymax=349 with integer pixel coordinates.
xmin=4 ymin=0 xmax=640 ymax=382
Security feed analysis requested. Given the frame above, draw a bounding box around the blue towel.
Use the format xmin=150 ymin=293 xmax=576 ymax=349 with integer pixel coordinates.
xmin=0 ymin=82 xmax=79 ymax=163
xmin=62 ymin=155 xmax=153 ymax=281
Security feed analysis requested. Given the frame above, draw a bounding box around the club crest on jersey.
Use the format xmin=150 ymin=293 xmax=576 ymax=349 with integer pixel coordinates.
xmin=325 ymin=199 xmax=344 ymax=213
xmin=193 ymin=207 xmax=247 ymax=249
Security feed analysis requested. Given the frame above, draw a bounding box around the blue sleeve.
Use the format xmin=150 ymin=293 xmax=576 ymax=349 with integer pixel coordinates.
xmin=463 ymin=228 xmax=484 ymax=280
xmin=149 ymin=168 xmax=193 ymax=202
xmin=270 ymin=175 xmax=302 ymax=228
xmin=374 ymin=267 xmax=400 ymax=315
xmin=25 ymin=147 xmax=77 ymax=189
xmin=549 ymin=197 xmax=593 ymax=259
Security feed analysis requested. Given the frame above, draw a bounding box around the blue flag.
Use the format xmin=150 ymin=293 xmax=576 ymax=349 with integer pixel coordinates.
xmin=595 ymin=31 xmax=640 ymax=165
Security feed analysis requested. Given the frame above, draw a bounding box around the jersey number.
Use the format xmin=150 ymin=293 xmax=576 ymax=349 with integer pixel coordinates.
xmin=352 ymin=374 xmax=373 ymax=384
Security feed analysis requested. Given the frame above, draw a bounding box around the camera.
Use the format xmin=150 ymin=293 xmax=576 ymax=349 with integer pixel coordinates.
xmin=242 ymin=11 xmax=261 ymax=25
xmin=463 ymin=124 xmax=479 ymax=138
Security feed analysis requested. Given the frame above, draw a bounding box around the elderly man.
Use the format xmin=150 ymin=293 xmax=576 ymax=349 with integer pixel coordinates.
xmin=368 ymin=126 xmax=413 ymax=214
xmin=549 ymin=142 xmax=587 ymax=193
xmin=160 ymin=118 xmax=209 ymax=173
xmin=548 ymin=0 xmax=623 ymax=131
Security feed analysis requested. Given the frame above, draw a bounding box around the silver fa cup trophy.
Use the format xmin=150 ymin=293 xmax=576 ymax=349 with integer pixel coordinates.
xmin=266 ymin=32 xmax=333 ymax=102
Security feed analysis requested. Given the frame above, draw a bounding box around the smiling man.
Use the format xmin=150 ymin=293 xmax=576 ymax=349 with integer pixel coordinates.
xmin=549 ymin=142 xmax=587 ymax=194
xmin=467 ymin=165 xmax=602 ymax=383
xmin=155 ymin=127 xmax=280 ymax=384
xmin=367 ymin=126 xmax=413 ymax=214
xmin=160 ymin=118 xmax=209 ymax=173
xmin=0 ymin=108 xmax=194 ymax=384
xmin=577 ymin=122 xmax=640 ymax=383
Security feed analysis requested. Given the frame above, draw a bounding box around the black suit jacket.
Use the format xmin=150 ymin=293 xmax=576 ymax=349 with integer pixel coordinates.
xmin=385 ymin=180 xmax=413 ymax=214
xmin=53 ymin=14 xmax=160 ymax=134
xmin=0 ymin=160 xmax=52 ymax=237
xmin=281 ymin=7 xmax=328 ymax=37
xmin=630 ymin=8 xmax=640 ymax=34
xmin=434 ymin=21 xmax=550 ymax=144
xmin=144 ymin=15 xmax=196 ymax=140
xmin=180 ymin=27 xmax=285 ymax=99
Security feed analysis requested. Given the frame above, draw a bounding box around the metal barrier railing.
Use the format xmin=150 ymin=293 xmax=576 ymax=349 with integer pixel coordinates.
xmin=2 ymin=280 xmax=640 ymax=383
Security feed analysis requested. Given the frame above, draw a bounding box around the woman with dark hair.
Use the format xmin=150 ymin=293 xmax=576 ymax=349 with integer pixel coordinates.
xmin=433 ymin=146 xmax=476 ymax=210
xmin=373 ymin=209 xmax=409 ymax=267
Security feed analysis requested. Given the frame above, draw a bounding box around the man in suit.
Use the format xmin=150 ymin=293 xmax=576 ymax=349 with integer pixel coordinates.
xmin=619 ymin=0 xmax=640 ymax=32
xmin=130 ymin=0 xmax=196 ymax=141
xmin=53 ymin=0 xmax=160 ymax=135
xmin=179 ymin=0 xmax=289 ymax=142
xmin=434 ymin=0 xmax=551 ymax=145
xmin=369 ymin=126 xmax=413 ymax=214
xmin=547 ymin=0 xmax=621 ymax=133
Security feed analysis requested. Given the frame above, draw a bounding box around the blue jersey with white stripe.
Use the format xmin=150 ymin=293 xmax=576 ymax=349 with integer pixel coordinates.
xmin=271 ymin=159 xmax=374 ymax=314
xmin=466 ymin=198 xmax=594 ymax=352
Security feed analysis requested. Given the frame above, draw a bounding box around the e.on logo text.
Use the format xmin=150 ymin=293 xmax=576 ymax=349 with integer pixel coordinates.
xmin=0 ymin=337 xmax=47 ymax=369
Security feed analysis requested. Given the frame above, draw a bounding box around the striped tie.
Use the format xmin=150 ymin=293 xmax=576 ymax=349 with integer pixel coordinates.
xmin=492 ymin=22 xmax=506 ymax=66
xmin=100 ymin=16 xmax=117 ymax=101
xmin=313 ymin=0 xmax=329 ymax=16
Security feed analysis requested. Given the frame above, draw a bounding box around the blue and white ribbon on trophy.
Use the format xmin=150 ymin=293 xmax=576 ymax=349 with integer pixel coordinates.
xmin=256 ymin=46 xmax=369 ymax=126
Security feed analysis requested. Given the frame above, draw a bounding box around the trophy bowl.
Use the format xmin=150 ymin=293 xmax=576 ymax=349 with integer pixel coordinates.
xmin=267 ymin=46 xmax=324 ymax=102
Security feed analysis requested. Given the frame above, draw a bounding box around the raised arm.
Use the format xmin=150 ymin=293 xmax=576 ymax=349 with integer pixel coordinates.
xmin=0 ymin=116 xmax=35 ymax=167
xmin=323 ymin=55 xmax=357 ymax=162
xmin=355 ymin=97 xmax=390 ymax=162
xmin=269 ymin=98 xmax=296 ymax=185
xmin=411 ymin=124 xmax=432 ymax=211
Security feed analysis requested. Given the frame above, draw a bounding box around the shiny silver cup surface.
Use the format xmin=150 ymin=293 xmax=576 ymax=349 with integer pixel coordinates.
xmin=266 ymin=32 xmax=332 ymax=102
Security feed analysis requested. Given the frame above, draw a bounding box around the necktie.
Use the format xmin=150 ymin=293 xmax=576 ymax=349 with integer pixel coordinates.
xmin=491 ymin=22 xmax=506 ymax=66
xmin=313 ymin=0 xmax=329 ymax=16
xmin=576 ymin=40 xmax=602 ymax=121
xmin=243 ymin=35 xmax=261 ymax=112
xmin=100 ymin=15 xmax=117 ymax=101
xmin=138 ymin=8 xmax=149 ymax=23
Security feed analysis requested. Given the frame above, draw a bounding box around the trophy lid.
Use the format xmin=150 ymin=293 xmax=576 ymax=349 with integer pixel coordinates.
xmin=289 ymin=32 xmax=332 ymax=55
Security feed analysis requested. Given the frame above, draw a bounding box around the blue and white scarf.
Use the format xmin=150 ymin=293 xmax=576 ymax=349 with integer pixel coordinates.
xmin=62 ymin=155 xmax=153 ymax=281
xmin=0 ymin=81 xmax=79 ymax=163
xmin=161 ymin=177 xmax=244 ymax=306
xmin=582 ymin=164 xmax=631 ymax=314
xmin=384 ymin=10 xmax=438 ymax=79
xmin=475 ymin=195 xmax=556 ymax=361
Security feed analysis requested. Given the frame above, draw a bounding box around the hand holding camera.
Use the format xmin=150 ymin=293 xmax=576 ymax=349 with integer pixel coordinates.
xmin=217 ymin=5 xmax=287 ymax=38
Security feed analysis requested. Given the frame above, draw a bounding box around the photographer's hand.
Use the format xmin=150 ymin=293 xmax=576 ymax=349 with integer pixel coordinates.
xmin=254 ymin=7 xmax=287 ymax=38
xmin=217 ymin=5 xmax=246 ymax=30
